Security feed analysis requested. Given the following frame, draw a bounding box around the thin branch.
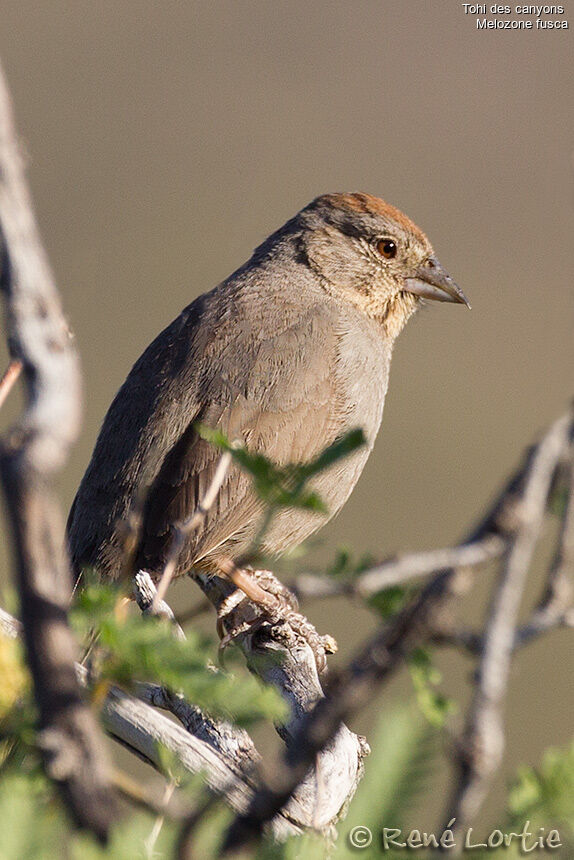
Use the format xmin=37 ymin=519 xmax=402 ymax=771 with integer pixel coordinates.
xmin=429 ymin=450 xmax=574 ymax=654
xmin=154 ymin=567 xmax=364 ymax=833
xmin=1 ymin=603 xmax=300 ymax=836
xmin=188 ymin=568 xmax=365 ymax=837
xmin=445 ymin=410 xmax=573 ymax=848
xmin=144 ymin=779 xmax=176 ymax=859
xmin=293 ymin=534 xmax=505 ymax=600
xmin=134 ymin=570 xmax=186 ymax=639
xmin=520 ymin=440 xmax=574 ymax=643
xmin=1 ymin=410 xmax=570 ymax=853
xmin=133 ymin=555 xmax=364 ymax=838
xmin=0 ymin=605 xmax=21 ymax=638
xmin=111 ymin=768 xmax=192 ymax=820
xmin=0 ymin=59 xmax=115 ymax=840
xmin=429 ymin=607 xmax=574 ymax=656
xmin=101 ymin=684 xmax=299 ymax=839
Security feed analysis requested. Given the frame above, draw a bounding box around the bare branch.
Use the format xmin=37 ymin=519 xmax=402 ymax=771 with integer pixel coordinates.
xmin=190 ymin=569 xmax=366 ymax=835
xmin=104 ymin=560 xmax=363 ymax=838
xmin=134 ymin=570 xmax=186 ymax=639
xmin=100 ymin=684 xmax=302 ymax=840
xmin=431 ymin=605 xmax=574 ymax=657
xmin=0 ymin=605 xmax=21 ymax=638
xmin=0 ymin=59 xmax=115 ymax=840
xmin=135 ymin=682 xmax=261 ymax=776
xmin=293 ymin=534 xmax=505 ymax=599
xmin=519 ymin=439 xmax=574 ymax=643
xmin=111 ymin=768 xmax=192 ymax=820
xmin=1 ymin=603 xmax=302 ymax=837
xmin=445 ymin=409 xmax=573 ymax=847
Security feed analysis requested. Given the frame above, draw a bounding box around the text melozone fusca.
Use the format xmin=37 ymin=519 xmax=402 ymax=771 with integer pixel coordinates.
xmin=68 ymin=193 xmax=469 ymax=609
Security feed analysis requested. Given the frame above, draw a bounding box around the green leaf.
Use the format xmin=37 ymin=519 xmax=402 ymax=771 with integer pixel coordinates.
xmin=325 ymin=546 xmax=375 ymax=578
xmin=368 ymin=585 xmax=408 ymax=620
xmin=508 ymin=741 xmax=574 ymax=828
xmin=0 ymin=770 xmax=67 ymax=860
xmin=407 ymin=647 xmax=457 ymax=728
xmin=295 ymin=428 xmax=366 ymax=479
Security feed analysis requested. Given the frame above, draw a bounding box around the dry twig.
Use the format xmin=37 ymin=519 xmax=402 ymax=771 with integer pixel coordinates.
xmin=294 ymin=534 xmax=505 ymax=599
xmin=141 ymin=570 xmax=365 ymax=843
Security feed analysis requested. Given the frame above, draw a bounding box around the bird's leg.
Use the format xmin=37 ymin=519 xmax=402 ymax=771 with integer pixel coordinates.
xmin=215 ymin=559 xmax=287 ymax=644
xmin=217 ymin=558 xmax=283 ymax=611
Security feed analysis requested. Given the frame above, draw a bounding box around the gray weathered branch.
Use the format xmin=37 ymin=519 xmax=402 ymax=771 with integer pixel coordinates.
xmin=293 ymin=534 xmax=505 ymax=600
xmin=445 ymin=412 xmax=573 ymax=848
xmin=138 ymin=569 xmax=366 ymax=833
xmin=0 ymin=601 xmax=358 ymax=841
xmin=0 ymin=59 xmax=115 ymax=840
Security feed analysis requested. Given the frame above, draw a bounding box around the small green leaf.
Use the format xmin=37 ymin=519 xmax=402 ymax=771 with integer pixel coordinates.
xmin=326 ymin=546 xmax=375 ymax=578
xmin=368 ymin=585 xmax=407 ymax=619
xmin=296 ymin=428 xmax=366 ymax=479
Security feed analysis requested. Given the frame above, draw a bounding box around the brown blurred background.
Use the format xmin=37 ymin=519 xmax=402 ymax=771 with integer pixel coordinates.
xmin=0 ymin=0 xmax=572 ymax=845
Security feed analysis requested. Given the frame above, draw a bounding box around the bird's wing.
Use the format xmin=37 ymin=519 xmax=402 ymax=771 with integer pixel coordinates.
xmin=136 ymin=299 xmax=345 ymax=574
xmin=68 ymin=291 xmax=217 ymax=576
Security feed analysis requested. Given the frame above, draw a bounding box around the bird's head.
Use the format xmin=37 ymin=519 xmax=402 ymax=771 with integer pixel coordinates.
xmin=299 ymin=192 xmax=469 ymax=338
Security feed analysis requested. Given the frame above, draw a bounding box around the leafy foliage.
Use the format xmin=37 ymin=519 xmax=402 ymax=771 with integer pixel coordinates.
xmin=334 ymin=703 xmax=440 ymax=859
xmin=0 ymin=631 xmax=30 ymax=720
xmin=71 ymin=581 xmax=287 ymax=726
xmin=0 ymin=630 xmax=36 ymax=772
xmin=507 ymin=742 xmax=574 ymax=847
xmin=250 ymin=705 xmax=440 ymax=860
xmin=0 ymin=767 xmax=181 ymax=860
xmin=368 ymin=584 xmax=408 ymax=620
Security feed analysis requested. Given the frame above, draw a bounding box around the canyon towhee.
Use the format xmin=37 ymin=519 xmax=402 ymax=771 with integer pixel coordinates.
xmin=68 ymin=192 xmax=469 ymax=610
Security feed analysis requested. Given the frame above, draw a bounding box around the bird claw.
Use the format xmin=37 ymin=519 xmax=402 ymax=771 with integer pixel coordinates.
xmin=215 ymin=568 xmax=337 ymax=675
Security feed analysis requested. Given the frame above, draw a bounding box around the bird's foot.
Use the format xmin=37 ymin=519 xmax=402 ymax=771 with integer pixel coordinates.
xmin=216 ymin=566 xmax=337 ymax=674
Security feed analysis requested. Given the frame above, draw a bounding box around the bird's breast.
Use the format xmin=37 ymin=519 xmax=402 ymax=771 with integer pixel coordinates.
xmin=261 ymin=309 xmax=392 ymax=554
xmin=333 ymin=312 xmax=392 ymax=447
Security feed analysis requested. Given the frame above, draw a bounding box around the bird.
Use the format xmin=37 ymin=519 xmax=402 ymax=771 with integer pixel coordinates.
xmin=67 ymin=192 xmax=469 ymax=615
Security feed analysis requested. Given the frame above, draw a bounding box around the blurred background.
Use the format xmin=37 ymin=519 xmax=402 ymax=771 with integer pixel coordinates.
xmin=0 ymin=0 xmax=572 ymax=845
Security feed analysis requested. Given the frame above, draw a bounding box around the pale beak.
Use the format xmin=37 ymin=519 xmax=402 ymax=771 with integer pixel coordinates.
xmin=404 ymin=256 xmax=471 ymax=308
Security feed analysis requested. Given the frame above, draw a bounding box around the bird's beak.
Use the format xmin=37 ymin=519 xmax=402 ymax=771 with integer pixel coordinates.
xmin=403 ymin=256 xmax=471 ymax=308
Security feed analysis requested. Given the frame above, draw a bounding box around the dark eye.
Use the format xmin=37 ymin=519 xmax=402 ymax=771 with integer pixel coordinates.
xmin=377 ymin=238 xmax=397 ymax=259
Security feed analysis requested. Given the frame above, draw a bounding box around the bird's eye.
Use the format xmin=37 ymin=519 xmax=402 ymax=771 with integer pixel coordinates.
xmin=377 ymin=239 xmax=397 ymax=259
